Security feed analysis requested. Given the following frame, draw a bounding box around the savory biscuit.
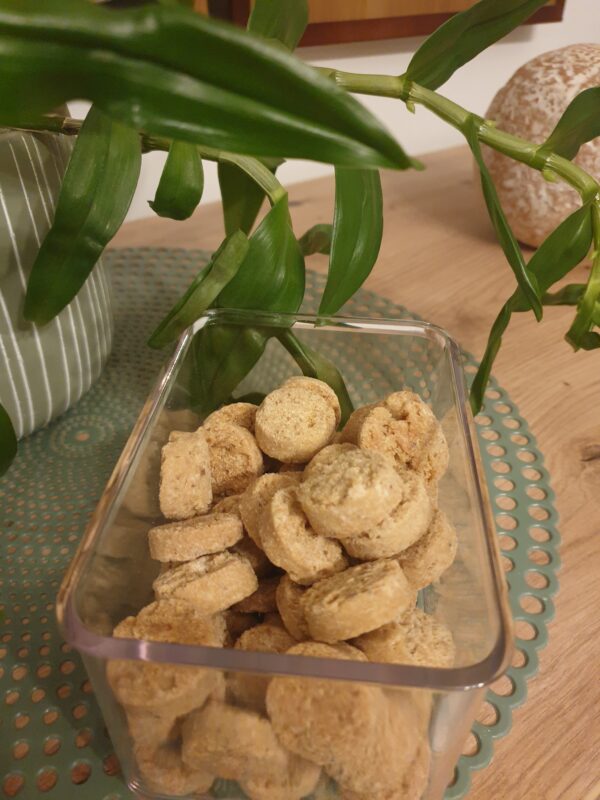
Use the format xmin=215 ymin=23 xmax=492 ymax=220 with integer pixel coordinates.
xmin=343 ymin=470 xmax=433 ymax=560
xmin=204 ymin=402 xmax=258 ymax=432
xmin=275 ymin=575 xmax=309 ymax=641
xmin=132 ymin=599 xmax=227 ymax=647
xmin=159 ymin=429 xmax=212 ymax=519
xmin=266 ymin=643 xmax=416 ymax=796
xmin=298 ymin=446 xmax=403 ymax=538
xmin=182 ymin=701 xmax=290 ymax=781
xmin=255 ymin=385 xmax=337 ymax=463
xmin=125 ymin=707 xmax=180 ymax=751
xmin=301 ymin=560 xmax=413 ymax=642
xmin=153 ymin=551 xmax=258 ymax=613
xmin=241 ymin=753 xmax=321 ymax=800
xmin=398 ymin=510 xmax=458 ymax=589
xmin=212 ymin=493 xmax=243 ymax=516
xmin=354 ymin=607 xmax=455 ymax=667
xmin=282 ymin=376 xmax=342 ymax=426
xmin=148 ymin=512 xmax=243 ymax=562
xmin=341 ymin=391 xmax=449 ymax=487
xmin=231 ymin=535 xmax=277 ymax=579
xmin=204 ymin=421 xmax=264 ymax=496
xmin=135 ymin=742 xmax=214 ymax=797
xmin=261 ymin=487 xmax=348 ymax=585
xmin=229 ymin=622 xmax=297 ymax=712
xmin=107 ymin=614 xmax=224 ymax=716
xmin=224 ymin=610 xmax=260 ymax=642
xmin=240 ymin=473 xmax=302 ymax=547
xmin=231 ymin=576 xmax=279 ymax=614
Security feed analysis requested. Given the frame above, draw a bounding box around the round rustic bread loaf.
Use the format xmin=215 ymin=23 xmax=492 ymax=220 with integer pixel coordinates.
xmin=482 ymin=44 xmax=600 ymax=248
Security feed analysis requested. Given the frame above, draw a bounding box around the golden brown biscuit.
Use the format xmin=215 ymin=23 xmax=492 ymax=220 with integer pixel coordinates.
xmin=267 ymin=644 xmax=416 ymax=796
xmin=241 ymin=753 xmax=321 ymax=800
xmin=275 ymin=575 xmax=309 ymax=641
xmin=298 ymin=446 xmax=404 ymax=538
xmin=282 ymin=376 xmax=342 ymax=426
xmin=228 ymin=622 xmax=297 ymax=712
xmin=204 ymin=421 xmax=264 ymax=496
xmin=340 ymin=739 xmax=430 ymax=800
xmin=261 ymin=487 xmax=348 ymax=585
xmin=240 ymin=473 xmax=302 ymax=547
xmin=354 ymin=607 xmax=455 ymax=667
xmin=159 ymin=429 xmax=212 ymax=519
xmin=204 ymin=402 xmax=258 ymax=432
xmin=148 ymin=513 xmax=243 ymax=562
xmin=224 ymin=610 xmax=260 ymax=642
xmin=182 ymin=701 xmax=290 ymax=781
xmin=231 ymin=535 xmax=277 ymax=579
xmin=302 ymin=443 xmax=356 ymax=480
xmin=414 ymin=423 xmax=450 ymax=486
xmin=255 ymin=385 xmax=337 ymax=463
xmin=232 ymin=576 xmax=280 ymax=614
xmin=212 ymin=493 xmax=243 ymax=516
xmin=153 ymin=552 xmax=258 ymax=613
xmin=107 ymin=612 xmax=224 ymax=716
xmin=398 ymin=510 xmax=458 ymax=589
xmin=132 ymin=599 xmax=227 ymax=647
xmin=302 ymin=560 xmax=413 ymax=643
xmin=341 ymin=391 xmax=449 ymax=487
xmin=125 ymin=707 xmax=180 ymax=751
xmin=135 ymin=742 xmax=214 ymax=797
xmin=343 ymin=470 xmax=433 ymax=560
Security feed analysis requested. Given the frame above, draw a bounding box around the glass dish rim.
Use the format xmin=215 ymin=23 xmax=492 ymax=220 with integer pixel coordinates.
xmin=56 ymin=309 xmax=513 ymax=692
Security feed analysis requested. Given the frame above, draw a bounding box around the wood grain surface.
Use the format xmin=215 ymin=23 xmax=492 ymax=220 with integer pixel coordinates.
xmin=111 ymin=146 xmax=600 ymax=800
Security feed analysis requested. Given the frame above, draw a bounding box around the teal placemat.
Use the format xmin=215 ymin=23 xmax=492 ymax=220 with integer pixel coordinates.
xmin=0 ymin=248 xmax=560 ymax=799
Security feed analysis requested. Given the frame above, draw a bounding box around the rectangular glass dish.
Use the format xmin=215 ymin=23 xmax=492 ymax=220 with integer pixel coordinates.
xmin=57 ymin=309 xmax=512 ymax=800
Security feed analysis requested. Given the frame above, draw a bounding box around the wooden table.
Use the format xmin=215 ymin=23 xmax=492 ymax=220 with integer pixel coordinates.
xmin=112 ymin=146 xmax=600 ymax=800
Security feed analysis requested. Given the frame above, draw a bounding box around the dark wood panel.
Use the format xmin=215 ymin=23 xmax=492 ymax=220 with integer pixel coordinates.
xmin=227 ymin=1 xmax=565 ymax=45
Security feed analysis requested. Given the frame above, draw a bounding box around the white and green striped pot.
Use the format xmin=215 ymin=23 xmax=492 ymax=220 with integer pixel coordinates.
xmin=0 ymin=128 xmax=113 ymax=439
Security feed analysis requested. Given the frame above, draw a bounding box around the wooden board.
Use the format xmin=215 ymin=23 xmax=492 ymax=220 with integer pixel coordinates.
xmin=112 ymin=146 xmax=600 ymax=800
xmin=223 ymin=0 xmax=565 ymax=45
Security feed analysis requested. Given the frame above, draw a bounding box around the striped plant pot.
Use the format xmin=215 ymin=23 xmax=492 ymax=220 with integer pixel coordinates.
xmin=0 ymin=129 xmax=113 ymax=439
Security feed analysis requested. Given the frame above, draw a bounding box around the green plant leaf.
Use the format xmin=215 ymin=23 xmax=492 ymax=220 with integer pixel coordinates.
xmin=24 ymin=105 xmax=140 ymax=325
xmin=148 ymin=231 xmax=250 ymax=349
xmin=277 ymin=330 xmax=354 ymax=425
xmin=298 ymin=224 xmax=333 ymax=256
xmin=543 ymin=87 xmax=600 ymax=161
xmin=469 ymin=202 xmax=594 ymax=410
xmin=0 ymin=402 xmax=17 ymax=476
xmin=511 ymin=203 xmax=593 ymax=312
xmin=248 ymin=0 xmax=308 ymax=51
xmin=149 ymin=140 xmax=203 ymax=220
xmin=405 ymin=0 xmax=547 ymax=90
xmin=0 ymin=1 xmax=413 ymax=170
xmin=217 ymin=197 xmax=305 ymax=313
xmin=469 ymin=303 xmax=512 ymax=414
xmin=541 ymin=284 xmax=586 ymax=306
xmin=218 ymin=163 xmax=267 ymax=236
xmin=189 ymin=324 xmax=269 ymax=413
xmin=319 ymin=168 xmax=383 ymax=316
xmin=465 ymin=115 xmax=542 ymax=320
xmin=217 ymin=156 xmax=286 ymax=236
xmin=566 ymin=204 xmax=600 ymax=350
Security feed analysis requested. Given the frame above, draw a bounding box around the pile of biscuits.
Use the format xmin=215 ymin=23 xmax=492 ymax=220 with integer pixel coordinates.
xmin=107 ymin=378 xmax=458 ymax=800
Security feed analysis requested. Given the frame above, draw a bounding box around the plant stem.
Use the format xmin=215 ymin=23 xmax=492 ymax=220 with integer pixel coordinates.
xmin=17 ymin=116 xmax=286 ymax=205
xmin=321 ymin=68 xmax=600 ymax=202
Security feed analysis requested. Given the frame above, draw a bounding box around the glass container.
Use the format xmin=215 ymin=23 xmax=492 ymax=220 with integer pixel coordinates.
xmin=57 ymin=309 xmax=512 ymax=800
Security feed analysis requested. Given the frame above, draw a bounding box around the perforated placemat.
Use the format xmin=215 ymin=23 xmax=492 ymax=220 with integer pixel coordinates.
xmin=0 ymin=248 xmax=560 ymax=800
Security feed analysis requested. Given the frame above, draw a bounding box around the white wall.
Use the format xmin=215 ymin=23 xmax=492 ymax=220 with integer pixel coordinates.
xmin=79 ymin=0 xmax=596 ymax=221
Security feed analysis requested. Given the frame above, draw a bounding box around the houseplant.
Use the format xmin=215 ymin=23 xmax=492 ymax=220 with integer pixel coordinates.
xmin=0 ymin=0 xmax=598 ymax=476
